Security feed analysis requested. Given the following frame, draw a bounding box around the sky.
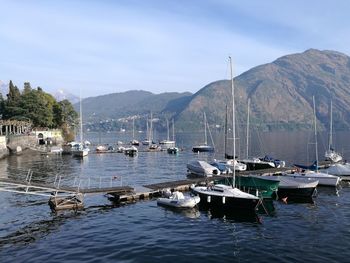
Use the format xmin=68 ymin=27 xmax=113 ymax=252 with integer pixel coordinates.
xmin=1 ymin=0 xmax=350 ymax=98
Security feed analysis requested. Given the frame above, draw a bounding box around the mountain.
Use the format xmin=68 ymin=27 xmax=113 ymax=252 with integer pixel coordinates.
xmin=53 ymin=89 xmax=80 ymax=104
xmin=64 ymin=49 xmax=350 ymax=133
xmin=78 ymin=90 xmax=192 ymax=123
xmin=174 ymin=49 xmax=350 ymax=132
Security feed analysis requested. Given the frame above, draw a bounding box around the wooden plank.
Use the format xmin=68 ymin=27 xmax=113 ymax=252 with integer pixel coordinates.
xmin=0 ymin=178 xmax=134 ymax=195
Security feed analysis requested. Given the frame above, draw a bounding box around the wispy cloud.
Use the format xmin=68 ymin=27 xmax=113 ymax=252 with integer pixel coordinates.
xmin=0 ymin=0 xmax=349 ymax=97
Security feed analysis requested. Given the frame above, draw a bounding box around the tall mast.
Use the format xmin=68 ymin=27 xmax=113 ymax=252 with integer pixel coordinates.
xmin=172 ymin=118 xmax=175 ymax=142
xmin=146 ymin=116 xmax=149 ymax=141
xmin=150 ymin=111 xmax=153 ymax=143
xmin=229 ymin=56 xmax=236 ymax=186
xmin=224 ymin=105 xmax=228 ymax=158
xmin=313 ymin=96 xmax=318 ymax=171
xmin=329 ymin=100 xmax=333 ymax=151
xmin=132 ymin=118 xmax=135 ymax=139
xmin=79 ymin=89 xmax=83 ymax=143
xmin=204 ymin=112 xmax=207 ymax=145
xmin=246 ymin=98 xmax=250 ymax=159
xmin=166 ymin=118 xmax=170 ymax=141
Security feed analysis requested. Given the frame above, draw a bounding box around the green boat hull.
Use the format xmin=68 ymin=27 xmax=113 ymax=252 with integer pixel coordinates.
xmin=215 ymin=175 xmax=279 ymax=199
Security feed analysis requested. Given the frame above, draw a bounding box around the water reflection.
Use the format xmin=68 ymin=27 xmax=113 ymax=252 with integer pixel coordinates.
xmin=0 ymin=212 xmax=83 ymax=248
xmin=257 ymin=200 xmax=276 ymax=216
xmin=206 ymin=209 xmax=261 ymax=223
xmin=277 ymin=196 xmax=316 ymax=205
xmin=157 ymin=206 xmax=201 ymax=219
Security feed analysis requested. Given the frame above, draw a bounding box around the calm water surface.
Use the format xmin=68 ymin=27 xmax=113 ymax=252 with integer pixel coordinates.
xmin=1 ymin=131 xmax=350 ymax=263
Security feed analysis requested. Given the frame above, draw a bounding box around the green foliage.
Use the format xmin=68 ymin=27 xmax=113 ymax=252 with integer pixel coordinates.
xmin=1 ymin=81 xmax=78 ymax=131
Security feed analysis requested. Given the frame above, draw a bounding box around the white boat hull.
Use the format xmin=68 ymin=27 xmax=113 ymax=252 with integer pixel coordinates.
xmin=283 ymin=172 xmax=340 ymax=186
xmin=157 ymin=192 xmax=200 ymax=209
xmin=187 ymin=160 xmax=220 ymax=177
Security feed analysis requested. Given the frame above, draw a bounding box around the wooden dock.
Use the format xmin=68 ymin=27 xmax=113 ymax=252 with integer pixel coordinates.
xmin=2 ymin=166 xmax=325 ymax=211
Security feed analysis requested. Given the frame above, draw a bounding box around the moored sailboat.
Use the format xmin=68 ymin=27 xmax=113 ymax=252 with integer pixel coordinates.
xmin=166 ymin=119 xmax=179 ymax=154
xmin=325 ymin=100 xmax=342 ymax=163
xmin=72 ymin=92 xmax=89 ymax=157
xmin=130 ymin=118 xmax=140 ymax=146
xmin=191 ymin=57 xmax=261 ymax=213
xmin=192 ymin=112 xmax=215 ymax=153
xmin=284 ymin=97 xmax=340 ymax=187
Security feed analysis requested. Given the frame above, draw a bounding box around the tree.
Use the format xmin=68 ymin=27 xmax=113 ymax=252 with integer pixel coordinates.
xmin=0 ymin=93 xmax=4 ymax=119
xmin=23 ymin=82 xmax=32 ymax=95
xmin=3 ymin=80 xmax=23 ymax=119
xmin=1 ymin=80 xmax=78 ymax=133
xmin=7 ymin=80 xmax=21 ymax=102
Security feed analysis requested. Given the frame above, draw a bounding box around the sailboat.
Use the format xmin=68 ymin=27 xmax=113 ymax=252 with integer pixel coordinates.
xmin=190 ymin=57 xmax=261 ymax=212
xmin=284 ymin=96 xmax=340 ymax=187
xmin=192 ymin=112 xmax=215 ymax=152
xmin=142 ymin=116 xmax=151 ymax=145
xmin=160 ymin=118 xmax=175 ymax=146
xmin=167 ymin=119 xmax=179 ymax=154
xmin=72 ymin=92 xmax=89 ymax=157
xmin=325 ymin=100 xmax=342 ymax=163
xmin=211 ymin=106 xmax=280 ymax=199
xmin=211 ymin=105 xmax=246 ymax=172
xmin=130 ymin=118 xmax=140 ymax=146
xmin=239 ymin=99 xmax=284 ymax=170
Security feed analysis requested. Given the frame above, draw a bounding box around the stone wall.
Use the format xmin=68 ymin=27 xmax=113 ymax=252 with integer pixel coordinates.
xmin=0 ymin=136 xmax=8 ymax=159
xmin=6 ymin=135 xmax=37 ymax=154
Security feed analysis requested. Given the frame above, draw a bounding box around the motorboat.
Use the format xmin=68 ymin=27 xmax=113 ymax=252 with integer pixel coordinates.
xmin=187 ymin=160 xmax=221 ymax=177
xmin=157 ymin=191 xmax=200 ymax=209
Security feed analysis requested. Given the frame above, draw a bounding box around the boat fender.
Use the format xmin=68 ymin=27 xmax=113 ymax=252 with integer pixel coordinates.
xmin=207 ymin=195 xmax=211 ymax=203
xmin=222 ymin=196 xmax=225 ymax=204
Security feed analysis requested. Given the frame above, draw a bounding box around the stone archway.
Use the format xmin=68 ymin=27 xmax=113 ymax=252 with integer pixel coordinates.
xmin=38 ymin=133 xmax=45 ymax=145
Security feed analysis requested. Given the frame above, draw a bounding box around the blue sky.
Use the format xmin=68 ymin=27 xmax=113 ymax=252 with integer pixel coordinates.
xmin=0 ymin=0 xmax=349 ymax=98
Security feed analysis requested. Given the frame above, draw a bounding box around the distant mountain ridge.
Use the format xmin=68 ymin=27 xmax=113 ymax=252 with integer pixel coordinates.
xmin=78 ymin=49 xmax=350 ymax=132
xmin=174 ymin=49 xmax=350 ymax=132
xmin=77 ymin=90 xmax=193 ymax=122
xmin=4 ymin=49 xmax=350 ymax=133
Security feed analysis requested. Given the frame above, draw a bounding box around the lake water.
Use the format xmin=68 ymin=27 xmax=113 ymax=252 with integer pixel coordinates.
xmin=1 ymin=131 xmax=350 ymax=263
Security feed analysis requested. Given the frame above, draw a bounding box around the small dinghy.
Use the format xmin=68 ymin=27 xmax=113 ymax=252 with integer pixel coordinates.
xmin=157 ymin=190 xmax=200 ymax=209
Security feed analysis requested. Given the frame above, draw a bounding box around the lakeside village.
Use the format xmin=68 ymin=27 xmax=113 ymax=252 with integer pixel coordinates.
xmin=1 ymin=82 xmax=350 ymax=217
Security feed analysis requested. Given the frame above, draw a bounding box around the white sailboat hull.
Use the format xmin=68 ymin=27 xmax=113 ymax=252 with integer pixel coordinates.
xmin=283 ymin=171 xmax=340 ymax=186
